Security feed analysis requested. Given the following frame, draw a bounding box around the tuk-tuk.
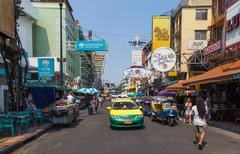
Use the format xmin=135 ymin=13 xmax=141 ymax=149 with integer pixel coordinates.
xmin=151 ymin=96 xmax=178 ymax=126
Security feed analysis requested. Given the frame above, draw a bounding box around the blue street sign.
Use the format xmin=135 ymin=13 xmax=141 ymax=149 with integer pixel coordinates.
xmin=76 ymin=40 xmax=108 ymax=51
xmin=38 ymin=58 xmax=54 ymax=80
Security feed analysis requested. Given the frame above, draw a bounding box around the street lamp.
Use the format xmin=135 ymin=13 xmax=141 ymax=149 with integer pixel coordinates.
xmin=59 ymin=0 xmax=64 ymax=86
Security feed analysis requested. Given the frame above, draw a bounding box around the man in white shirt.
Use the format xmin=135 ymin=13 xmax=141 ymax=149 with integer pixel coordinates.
xmin=67 ymin=93 xmax=74 ymax=103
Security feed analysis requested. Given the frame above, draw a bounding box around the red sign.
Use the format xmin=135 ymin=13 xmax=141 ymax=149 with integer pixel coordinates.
xmin=94 ymin=55 xmax=105 ymax=62
xmin=226 ymin=13 xmax=240 ymax=32
xmin=203 ymin=40 xmax=222 ymax=56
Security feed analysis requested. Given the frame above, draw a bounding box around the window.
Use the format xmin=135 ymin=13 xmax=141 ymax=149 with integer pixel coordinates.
xmin=195 ymin=30 xmax=207 ymax=40
xmin=196 ymin=9 xmax=208 ymax=20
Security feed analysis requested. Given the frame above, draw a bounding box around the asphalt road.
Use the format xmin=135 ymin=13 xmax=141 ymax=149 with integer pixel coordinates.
xmin=14 ymin=107 xmax=240 ymax=154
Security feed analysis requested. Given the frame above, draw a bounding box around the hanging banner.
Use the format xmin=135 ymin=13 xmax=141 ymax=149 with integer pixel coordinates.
xmin=93 ymin=54 xmax=106 ymax=66
xmin=152 ymin=16 xmax=171 ymax=52
xmin=123 ymin=68 xmax=152 ymax=78
xmin=131 ymin=50 xmax=142 ymax=66
xmin=151 ymin=47 xmax=176 ymax=72
xmin=38 ymin=58 xmax=55 ymax=80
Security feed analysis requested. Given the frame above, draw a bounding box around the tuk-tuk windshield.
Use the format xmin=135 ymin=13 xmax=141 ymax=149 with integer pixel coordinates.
xmin=163 ymin=101 xmax=176 ymax=108
xmin=112 ymin=102 xmax=139 ymax=110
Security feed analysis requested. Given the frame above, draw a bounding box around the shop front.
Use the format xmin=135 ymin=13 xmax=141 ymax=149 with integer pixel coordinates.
xmin=183 ymin=60 xmax=240 ymax=123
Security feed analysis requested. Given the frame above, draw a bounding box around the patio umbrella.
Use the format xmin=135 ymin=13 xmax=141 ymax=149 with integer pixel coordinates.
xmin=128 ymin=92 xmax=137 ymax=97
xmin=78 ymin=88 xmax=91 ymax=94
xmin=89 ymin=88 xmax=99 ymax=94
xmin=159 ymin=90 xmax=176 ymax=96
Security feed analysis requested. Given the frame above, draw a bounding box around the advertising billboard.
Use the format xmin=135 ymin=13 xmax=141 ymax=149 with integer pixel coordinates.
xmin=0 ymin=0 xmax=15 ymax=38
xmin=226 ymin=1 xmax=240 ymax=48
xmin=123 ymin=68 xmax=152 ymax=78
xmin=152 ymin=16 xmax=171 ymax=52
xmin=151 ymin=47 xmax=176 ymax=72
xmin=76 ymin=40 xmax=108 ymax=51
xmin=187 ymin=40 xmax=208 ymax=50
xmin=131 ymin=50 xmax=142 ymax=66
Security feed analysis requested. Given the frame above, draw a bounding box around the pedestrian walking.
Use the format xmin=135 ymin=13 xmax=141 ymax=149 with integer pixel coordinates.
xmin=189 ymin=97 xmax=208 ymax=150
xmin=91 ymin=96 xmax=98 ymax=114
xmin=184 ymin=98 xmax=192 ymax=123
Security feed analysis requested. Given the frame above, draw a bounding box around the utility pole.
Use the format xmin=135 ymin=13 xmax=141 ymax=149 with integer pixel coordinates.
xmin=59 ymin=0 xmax=64 ymax=86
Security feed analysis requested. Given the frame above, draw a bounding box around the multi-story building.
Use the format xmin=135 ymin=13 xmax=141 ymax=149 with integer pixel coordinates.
xmin=30 ymin=0 xmax=83 ymax=86
xmin=180 ymin=0 xmax=240 ymax=123
xmin=172 ymin=0 xmax=212 ymax=79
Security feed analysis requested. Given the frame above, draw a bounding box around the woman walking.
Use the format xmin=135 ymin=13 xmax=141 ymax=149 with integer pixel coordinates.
xmin=189 ymin=97 xmax=208 ymax=150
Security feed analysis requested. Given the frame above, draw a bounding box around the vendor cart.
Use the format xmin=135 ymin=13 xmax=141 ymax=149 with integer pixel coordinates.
xmin=52 ymin=99 xmax=79 ymax=124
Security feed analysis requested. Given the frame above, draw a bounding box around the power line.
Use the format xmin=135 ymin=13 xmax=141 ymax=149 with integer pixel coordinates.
xmin=80 ymin=26 xmax=151 ymax=41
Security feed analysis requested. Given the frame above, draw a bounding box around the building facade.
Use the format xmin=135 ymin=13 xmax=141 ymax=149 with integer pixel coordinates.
xmin=30 ymin=0 xmax=82 ymax=85
xmin=172 ymin=0 xmax=212 ymax=79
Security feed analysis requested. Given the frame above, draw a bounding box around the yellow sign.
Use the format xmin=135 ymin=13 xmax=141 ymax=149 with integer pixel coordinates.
xmin=195 ymin=84 xmax=200 ymax=91
xmin=168 ymin=71 xmax=177 ymax=77
xmin=152 ymin=16 xmax=171 ymax=52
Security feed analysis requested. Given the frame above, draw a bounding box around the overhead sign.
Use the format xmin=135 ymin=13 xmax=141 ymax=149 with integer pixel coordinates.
xmin=226 ymin=1 xmax=240 ymax=48
xmin=131 ymin=50 xmax=142 ymax=66
xmin=93 ymin=54 xmax=105 ymax=62
xmin=152 ymin=16 xmax=171 ymax=52
xmin=168 ymin=71 xmax=177 ymax=77
xmin=151 ymin=47 xmax=176 ymax=72
xmin=38 ymin=58 xmax=54 ymax=80
xmin=123 ymin=68 xmax=152 ymax=78
xmin=76 ymin=40 xmax=108 ymax=51
xmin=188 ymin=40 xmax=208 ymax=50
xmin=203 ymin=40 xmax=222 ymax=56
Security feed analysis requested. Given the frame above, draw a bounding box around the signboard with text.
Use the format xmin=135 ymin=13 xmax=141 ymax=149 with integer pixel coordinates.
xmin=188 ymin=40 xmax=208 ymax=50
xmin=38 ymin=58 xmax=54 ymax=80
xmin=76 ymin=40 xmax=108 ymax=51
xmin=151 ymin=47 xmax=176 ymax=72
xmin=226 ymin=1 xmax=240 ymax=48
xmin=203 ymin=40 xmax=222 ymax=56
xmin=152 ymin=16 xmax=171 ymax=52
xmin=131 ymin=50 xmax=142 ymax=66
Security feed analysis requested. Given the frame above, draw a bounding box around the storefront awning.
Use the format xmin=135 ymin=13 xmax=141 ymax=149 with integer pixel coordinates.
xmin=165 ymin=80 xmax=186 ymax=91
xmin=183 ymin=60 xmax=240 ymax=86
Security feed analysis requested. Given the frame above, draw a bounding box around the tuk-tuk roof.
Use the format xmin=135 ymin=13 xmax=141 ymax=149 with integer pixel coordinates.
xmin=112 ymin=98 xmax=134 ymax=103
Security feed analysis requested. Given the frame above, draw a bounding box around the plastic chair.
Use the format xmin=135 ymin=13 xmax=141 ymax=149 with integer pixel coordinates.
xmin=0 ymin=118 xmax=15 ymax=136
xmin=34 ymin=109 xmax=46 ymax=125
xmin=16 ymin=112 xmax=32 ymax=129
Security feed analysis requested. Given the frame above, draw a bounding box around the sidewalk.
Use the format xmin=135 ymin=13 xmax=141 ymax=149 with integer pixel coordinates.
xmin=0 ymin=123 xmax=53 ymax=154
xmin=178 ymin=117 xmax=240 ymax=140
xmin=210 ymin=121 xmax=240 ymax=135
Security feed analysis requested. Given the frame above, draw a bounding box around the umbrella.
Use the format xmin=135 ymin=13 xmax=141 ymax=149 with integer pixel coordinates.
xmin=77 ymin=88 xmax=91 ymax=94
xmin=159 ymin=90 xmax=176 ymax=96
xmin=128 ymin=92 xmax=137 ymax=97
xmin=137 ymin=92 xmax=145 ymax=97
xmin=89 ymin=88 xmax=99 ymax=94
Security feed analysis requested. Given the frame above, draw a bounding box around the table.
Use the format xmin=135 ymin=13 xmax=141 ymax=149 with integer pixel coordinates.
xmin=0 ymin=114 xmax=31 ymax=135
xmin=211 ymin=108 xmax=240 ymax=122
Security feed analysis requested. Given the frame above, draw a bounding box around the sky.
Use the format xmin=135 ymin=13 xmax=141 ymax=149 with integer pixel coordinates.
xmin=70 ymin=0 xmax=181 ymax=84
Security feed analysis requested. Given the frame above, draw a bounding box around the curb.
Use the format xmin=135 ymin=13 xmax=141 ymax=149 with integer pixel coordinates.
xmin=0 ymin=124 xmax=54 ymax=154
xmin=208 ymin=126 xmax=240 ymax=141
